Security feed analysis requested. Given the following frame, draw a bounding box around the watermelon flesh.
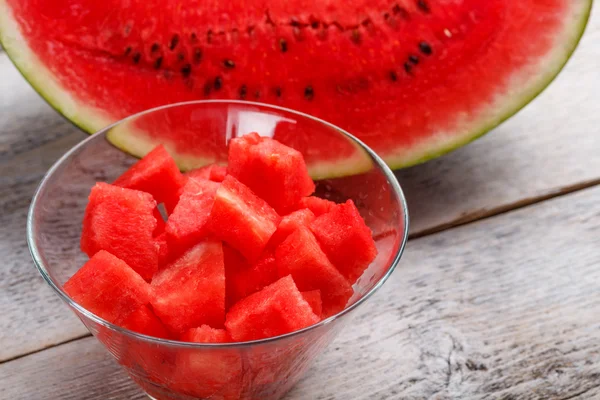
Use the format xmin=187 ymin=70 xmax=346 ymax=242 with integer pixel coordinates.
xmin=268 ymin=208 xmax=315 ymax=249
xmin=297 ymin=197 xmax=337 ymax=217
xmin=301 ymin=290 xmax=323 ymax=319
xmin=0 ymin=0 xmax=591 ymax=172
xmin=186 ymin=163 xmax=227 ymax=182
xmin=121 ymin=305 xmax=171 ymax=339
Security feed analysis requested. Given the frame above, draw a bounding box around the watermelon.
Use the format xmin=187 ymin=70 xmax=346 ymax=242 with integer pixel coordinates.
xmin=154 ymin=232 xmax=170 ymax=267
xmin=81 ymin=182 xmax=159 ymax=281
xmin=297 ymin=197 xmax=337 ymax=217
xmin=301 ymin=290 xmax=323 ymax=319
xmin=275 ymin=226 xmax=353 ymax=317
xmin=268 ymin=208 xmax=315 ymax=249
xmin=151 ymin=240 xmax=226 ymax=333
xmin=121 ymin=305 xmax=171 ymax=339
xmin=228 ymin=133 xmax=315 ymax=213
xmin=209 ymin=175 xmax=280 ymax=262
xmin=63 ymin=250 xmax=152 ymax=324
xmin=186 ymin=163 xmax=228 ymax=182
xmin=0 ymin=0 xmax=591 ymax=173
xmin=225 ymin=275 xmax=320 ymax=341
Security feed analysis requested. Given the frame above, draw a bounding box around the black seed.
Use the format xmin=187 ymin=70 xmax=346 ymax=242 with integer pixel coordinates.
xmin=417 ymin=0 xmax=430 ymax=13
xmin=177 ymin=53 xmax=185 ymax=62
xmin=193 ymin=48 xmax=202 ymax=64
xmin=124 ymin=46 xmax=132 ymax=56
xmin=419 ymin=41 xmax=433 ymax=55
xmin=304 ymin=85 xmax=314 ymax=100
xmin=290 ymin=18 xmax=301 ymax=27
xmin=181 ymin=63 xmax=192 ymax=77
xmin=389 ymin=71 xmax=398 ymax=81
xmin=274 ymin=87 xmax=282 ymax=97
xmin=279 ymin=39 xmax=288 ymax=53
xmin=361 ymin=19 xmax=371 ymax=27
xmin=204 ymin=82 xmax=212 ymax=96
xmin=132 ymin=52 xmax=141 ymax=64
xmin=409 ymin=54 xmax=419 ymax=64
xmin=384 ymin=12 xmax=390 ymax=20
xmin=154 ymin=56 xmax=163 ymax=69
xmin=190 ymin=32 xmax=198 ymax=43
xmin=392 ymin=4 xmax=409 ymax=19
xmin=169 ymin=34 xmax=180 ymax=50
xmin=214 ymin=76 xmax=222 ymax=90
xmin=254 ymin=90 xmax=260 ymax=99
xmin=223 ymin=59 xmax=235 ymax=69
xmin=311 ymin=20 xmax=320 ymax=29
xmin=404 ymin=62 xmax=412 ymax=74
xmin=351 ymin=29 xmax=360 ymax=44
xmin=239 ymin=85 xmax=247 ymax=99
xmin=151 ymin=43 xmax=160 ymax=53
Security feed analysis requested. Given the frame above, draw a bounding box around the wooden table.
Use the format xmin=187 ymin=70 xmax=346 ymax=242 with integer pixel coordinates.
xmin=1 ymin=10 xmax=599 ymax=399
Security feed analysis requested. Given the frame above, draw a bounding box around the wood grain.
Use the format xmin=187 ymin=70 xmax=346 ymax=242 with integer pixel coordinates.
xmin=1 ymin=183 xmax=599 ymax=399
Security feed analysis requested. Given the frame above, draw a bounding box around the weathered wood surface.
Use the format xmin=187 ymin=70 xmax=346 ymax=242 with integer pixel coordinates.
xmin=1 ymin=185 xmax=599 ymax=399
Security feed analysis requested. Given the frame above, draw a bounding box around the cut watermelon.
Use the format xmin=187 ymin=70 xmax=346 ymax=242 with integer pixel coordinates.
xmin=310 ymin=200 xmax=378 ymax=284
xmin=0 ymin=0 xmax=591 ymax=172
xmin=297 ymin=197 xmax=337 ymax=217
xmin=275 ymin=227 xmax=353 ymax=317
xmin=151 ymin=240 xmax=225 ymax=333
xmin=186 ymin=163 xmax=227 ymax=182
xmin=113 ymin=145 xmax=186 ymax=213
xmin=301 ymin=290 xmax=323 ymax=319
xmin=209 ymin=175 xmax=280 ymax=262
xmin=225 ymin=275 xmax=320 ymax=342
xmin=64 ymin=250 xmax=152 ymax=324
xmin=121 ymin=305 xmax=171 ymax=339
xmin=228 ymin=133 xmax=315 ymax=213
xmin=81 ymin=182 xmax=159 ymax=281
xmin=268 ymin=209 xmax=315 ymax=249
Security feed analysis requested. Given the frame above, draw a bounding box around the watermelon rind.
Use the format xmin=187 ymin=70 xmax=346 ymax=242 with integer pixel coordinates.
xmin=0 ymin=0 xmax=592 ymax=173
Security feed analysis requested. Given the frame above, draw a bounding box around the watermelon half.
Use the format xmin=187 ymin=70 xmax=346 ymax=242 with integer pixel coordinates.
xmin=0 ymin=0 xmax=592 ymax=172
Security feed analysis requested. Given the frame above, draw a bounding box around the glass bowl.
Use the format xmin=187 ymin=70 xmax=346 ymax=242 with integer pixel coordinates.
xmin=27 ymin=100 xmax=409 ymax=400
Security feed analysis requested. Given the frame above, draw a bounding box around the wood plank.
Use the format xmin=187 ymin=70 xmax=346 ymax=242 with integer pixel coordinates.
xmin=1 ymin=183 xmax=599 ymax=399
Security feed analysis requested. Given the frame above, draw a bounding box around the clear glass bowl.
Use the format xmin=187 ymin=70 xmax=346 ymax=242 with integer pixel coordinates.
xmin=27 ymin=100 xmax=409 ymax=400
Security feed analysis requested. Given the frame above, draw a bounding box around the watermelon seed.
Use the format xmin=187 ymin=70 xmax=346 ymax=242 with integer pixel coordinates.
xmin=150 ymin=43 xmax=160 ymax=53
xmin=204 ymin=82 xmax=212 ymax=96
xmin=304 ymin=86 xmax=315 ymax=100
xmin=404 ymin=62 xmax=413 ymax=74
xmin=193 ymin=48 xmax=202 ymax=64
xmin=154 ymin=57 xmax=163 ymax=69
xmin=239 ymin=85 xmax=248 ymax=99
xmin=279 ymin=39 xmax=288 ymax=53
xmin=274 ymin=87 xmax=282 ymax=97
xmin=214 ymin=76 xmax=223 ymax=90
xmin=254 ymin=90 xmax=260 ymax=99
xmin=169 ymin=34 xmax=180 ymax=50
xmin=419 ymin=41 xmax=433 ymax=55
xmin=351 ymin=29 xmax=361 ymax=44
xmin=392 ymin=4 xmax=410 ymax=20
xmin=190 ymin=32 xmax=198 ymax=43
xmin=223 ymin=59 xmax=235 ymax=69
xmin=417 ymin=0 xmax=430 ymax=13
xmin=124 ymin=46 xmax=132 ymax=56
xmin=290 ymin=18 xmax=302 ymax=28
xmin=409 ymin=55 xmax=419 ymax=64
xmin=310 ymin=19 xmax=320 ymax=29
xmin=181 ymin=64 xmax=192 ymax=77
xmin=389 ymin=71 xmax=398 ymax=81
xmin=132 ymin=52 xmax=141 ymax=64
xmin=177 ymin=53 xmax=185 ymax=62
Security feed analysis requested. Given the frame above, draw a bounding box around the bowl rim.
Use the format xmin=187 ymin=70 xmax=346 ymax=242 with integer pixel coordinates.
xmin=27 ymin=99 xmax=410 ymax=349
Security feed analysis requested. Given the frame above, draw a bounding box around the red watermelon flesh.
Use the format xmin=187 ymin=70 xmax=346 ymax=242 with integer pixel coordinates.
xmin=80 ymin=182 xmax=159 ymax=281
xmin=301 ymin=290 xmax=323 ymax=319
xmin=228 ymin=133 xmax=315 ymax=213
xmin=275 ymin=227 xmax=353 ymax=317
xmin=225 ymin=275 xmax=319 ymax=342
xmin=165 ymin=178 xmax=219 ymax=259
xmin=113 ymin=145 xmax=186 ymax=214
xmin=121 ymin=305 xmax=171 ymax=339
xmin=64 ymin=250 xmax=152 ymax=324
xmin=297 ymin=197 xmax=337 ymax=217
xmin=268 ymin=209 xmax=315 ymax=249
xmin=310 ymin=200 xmax=378 ymax=284
xmin=151 ymin=240 xmax=225 ymax=333
xmin=0 ymin=0 xmax=591 ymax=172
xmin=209 ymin=175 xmax=280 ymax=262
xmin=186 ymin=164 xmax=228 ymax=182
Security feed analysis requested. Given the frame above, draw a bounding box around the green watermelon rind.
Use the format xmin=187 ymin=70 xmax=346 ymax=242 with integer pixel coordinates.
xmin=0 ymin=0 xmax=593 ymax=173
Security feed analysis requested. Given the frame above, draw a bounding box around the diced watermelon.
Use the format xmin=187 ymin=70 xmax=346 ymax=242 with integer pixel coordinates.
xmin=152 ymin=207 xmax=166 ymax=237
xmin=165 ymin=178 xmax=219 ymax=259
xmin=151 ymin=240 xmax=225 ymax=333
xmin=297 ymin=196 xmax=337 ymax=217
xmin=113 ymin=145 xmax=186 ymax=213
xmin=64 ymin=250 xmax=152 ymax=324
xmin=301 ymin=290 xmax=323 ymax=319
xmin=155 ymin=232 xmax=170 ymax=267
xmin=268 ymin=209 xmax=315 ymax=249
xmin=275 ymin=227 xmax=353 ymax=317
xmin=310 ymin=200 xmax=377 ymax=284
xmin=80 ymin=182 xmax=158 ymax=281
xmin=224 ymin=246 xmax=278 ymax=309
xmin=225 ymin=275 xmax=319 ymax=341
xmin=228 ymin=133 xmax=315 ymax=214
xmin=186 ymin=164 xmax=227 ymax=182
xmin=209 ymin=175 xmax=280 ymax=262
xmin=179 ymin=325 xmax=232 ymax=343
xmin=121 ymin=305 xmax=171 ymax=339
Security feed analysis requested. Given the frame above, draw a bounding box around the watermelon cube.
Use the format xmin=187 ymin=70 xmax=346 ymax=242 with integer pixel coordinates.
xmin=297 ymin=196 xmax=336 ymax=217
xmin=228 ymin=133 xmax=315 ymax=213
xmin=186 ymin=163 xmax=227 ymax=182
xmin=310 ymin=200 xmax=377 ymax=284
xmin=80 ymin=182 xmax=159 ymax=281
xmin=268 ymin=209 xmax=315 ymax=249
xmin=64 ymin=250 xmax=152 ymax=324
xmin=225 ymin=275 xmax=320 ymax=341
xmin=275 ymin=227 xmax=353 ymax=317
xmin=209 ymin=175 xmax=280 ymax=262
xmin=113 ymin=145 xmax=186 ymax=213
xmin=224 ymin=246 xmax=278 ymax=309
xmin=301 ymin=290 xmax=323 ymax=319
xmin=165 ymin=178 xmax=219 ymax=259
xmin=179 ymin=325 xmax=232 ymax=343
xmin=151 ymin=240 xmax=225 ymax=333
xmin=121 ymin=305 xmax=171 ymax=339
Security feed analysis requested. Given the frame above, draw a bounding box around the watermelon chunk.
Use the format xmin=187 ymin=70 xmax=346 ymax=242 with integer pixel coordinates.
xmin=121 ymin=305 xmax=171 ymax=339
xmin=165 ymin=178 xmax=219 ymax=259
xmin=80 ymin=182 xmax=158 ymax=281
xmin=225 ymin=275 xmax=319 ymax=342
xmin=275 ymin=227 xmax=353 ymax=317
xmin=209 ymin=175 xmax=280 ymax=262
xmin=224 ymin=246 xmax=278 ymax=309
xmin=268 ymin=209 xmax=315 ymax=249
xmin=64 ymin=250 xmax=152 ymax=324
xmin=151 ymin=240 xmax=225 ymax=333
xmin=301 ymin=290 xmax=323 ymax=319
xmin=310 ymin=200 xmax=377 ymax=284
xmin=179 ymin=325 xmax=231 ymax=343
xmin=186 ymin=164 xmax=227 ymax=182
xmin=297 ymin=197 xmax=337 ymax=217
xmin=113 ymin=145 xmax=186 ymax=213
xmin=228 ymin=133 xmax=315 ymax=213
